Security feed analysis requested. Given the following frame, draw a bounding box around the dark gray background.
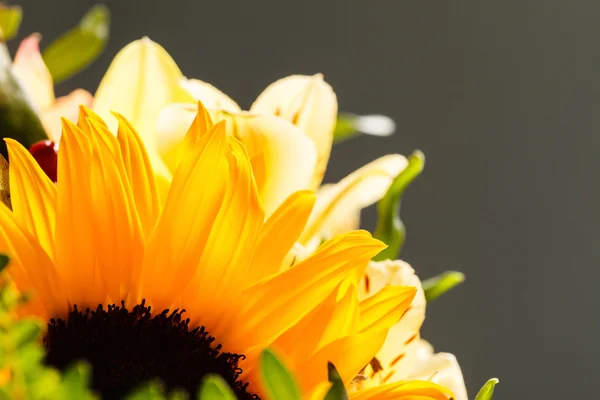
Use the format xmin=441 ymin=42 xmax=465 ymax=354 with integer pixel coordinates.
xmin=16 ymin=0 xmax=597 ymax=398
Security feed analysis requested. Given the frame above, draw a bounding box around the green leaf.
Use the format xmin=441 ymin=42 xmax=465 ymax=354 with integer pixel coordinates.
xmin=422 ymin=270 xmax=465 ymax=302
xmin=0 ymin=5 xmax=22 ymax=41
xmin=61 ymin=362 xmax=93 ymax=400
xmin=0 ymin=42 xmax=48 ymax=156
xmin=125 ymin=381 xmax=167 ymax=400
xmin=259 ymin=348 xmax=301 ymax=400
xmin=11 ymin=320 xmax=42 ymax=347
xmin=333 ymin=112 xmax=396 ymax=144
xmin=197 ymin=375 xmax=236 ymax=400
xmin=42 ymin=4 xmax=110 ymax=84
xmin=323 ymin=362 xmax=348 ymax=400
xmin=373 ymin=150 xmax=425 ymax=261
xmin=0 ymin=254 xmax=8 ymax=272
xmin=474 ymin=378 xmax=499 ymax=400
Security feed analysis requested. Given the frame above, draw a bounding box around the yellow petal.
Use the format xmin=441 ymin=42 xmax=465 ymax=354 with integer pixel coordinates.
xmin=228 ymin=231 xmax=385 ymax=353
xmin=54 ymin=119 xmax=107 ymax=307
xmin=251 ymin=74 xmax=337 ymax=188
xmin=92 ymin=37 xmax=194 ymax=184
xmin=41 ymin=89 xmax=93 ymax=142
xmin=297 ymin=329 xmax=389 ymax=395
xmin=181 ymin=137 xmax=264 ymax=319
xmin=86 ymin=118 xmax=145 ymax=304
xmin=349 ymin=380 xmax=454 ymax=400
xmin=181 ymin=78 xmax=241 ymax=112
xmin=0 ymin=201 xmax=67 ymax=318
xmin=113 ymin=112 xmax=161 ymax=236
xmin=11 ymin=34 xmax=54 ymax=109
xmin=140 ymin=122 xmax=229 ymax=311
xmin=407 ymin=340 xmax=468 ymax=400
xmin=246 ymin=190 xmax=315 ymax=285
xmin=300 ymin=154 xmax=408 ymax=244
xmin=358 ymin=285 xmax=416 ymax=333
xmin=5 ymin=138 xmax=57 ymax=261
xmin=155 ymin=101 xmax=214 ymax=172
xmin=215 ymin=110 xmax=318 ymax=216
xmin=359 ymin=260 xmax=427 ymax=383
xmin=273 ymin=284 xmax=359 ymax=370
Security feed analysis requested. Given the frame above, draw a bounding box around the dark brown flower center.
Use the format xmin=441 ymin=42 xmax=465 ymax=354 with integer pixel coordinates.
xmin=43 ymin=301 xmax=259 ymax=400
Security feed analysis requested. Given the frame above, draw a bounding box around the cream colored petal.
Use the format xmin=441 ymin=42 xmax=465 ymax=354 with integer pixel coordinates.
xmin=181 ymin=78 xmax=240 ymax=112
xmin=40 ymin=89 xmax=94 ymax=142
xmin=213 ymin=111 xmax=318 ymax=216
xmin=408 ymin=340 xmax=468 ymax=400
xmin=92 ymin=37 xmax=194 ymax=152
xmin=11 ymin=34 xmax=54 ymax=110
xmin=251 ymin=74 xmax=337 ymax=188
xmin=300 ymin=154 xmax=408 ymax=244
xmin=358 ymin=260 xmax=427 ymax=385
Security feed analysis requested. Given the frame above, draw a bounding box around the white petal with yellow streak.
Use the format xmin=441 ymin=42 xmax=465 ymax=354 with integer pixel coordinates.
xmin=300 ymin=154 xmax=408 ymax=245
xmin=407 ymin=339 xmax=468 ymax=400
xmin=358 ymin=260 xmax=427 ymax=386
xmin=251 ymin=74 xmax=337 ymax=188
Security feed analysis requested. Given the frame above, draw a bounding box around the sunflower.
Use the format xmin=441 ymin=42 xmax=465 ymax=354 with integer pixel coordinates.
xmin=0 ymin=105 xmax=452 ymax=399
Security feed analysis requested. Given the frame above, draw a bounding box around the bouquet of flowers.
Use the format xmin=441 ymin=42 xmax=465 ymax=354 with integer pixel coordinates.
xmin=0 ymin=4 xmax=498 ymax=400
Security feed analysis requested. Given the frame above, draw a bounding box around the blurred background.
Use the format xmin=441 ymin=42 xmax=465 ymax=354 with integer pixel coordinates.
xmin=15 ymin=0 xmax=597 ymax=398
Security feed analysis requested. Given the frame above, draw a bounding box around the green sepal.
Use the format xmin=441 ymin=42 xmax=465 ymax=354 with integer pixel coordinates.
xmin=0 ymin=253 xmax=8 ymax=272
xmin=422 ymin=270 xmax=465 ymax=302
xmin=260 ymin=348 xmax=301 ymax=400
xmin=0 ymin=4 xmax=22 ymax=41
xmin=474 ymin=378 xmax=499 ymax=400
xmin=323 ymin=362 xmax=348 ymax=400
xmin=333 ymin=112 xmax=396 ymax=144
xmin=373 ymin=150 xmax=424 ymax=261
xmin=42 ymin=4 xmax=110 ymax=84
xmin=197 ymin=375 xmax=236 ymax=400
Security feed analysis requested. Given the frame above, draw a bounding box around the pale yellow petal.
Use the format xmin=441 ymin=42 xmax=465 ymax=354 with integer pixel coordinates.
xmin=41 ymin=89 xmax=93 ymax=142
xmin=54 ymin=119 xmax=106 ymax=307
xmin=181 ymin=78 xmax=241 ymax=112
xmin=301 ymin=154 xmax=408 ymax=244
xmin=113 ymin=112 xmax=161 ymax=236
xmin=5 ymin=138 xmax=56 ymax=261
xmin=246 ymin=190 xmax=315 ymax=285
xmin=0 ymin=201 xmax=67 ymax=319
xmin=349 ymin=380 xmax=454 ymax=400
xmin=92 ymin=38 xmax=194 ymax=176
xmin=251 ymin=74 xmax=337 ymax=188
xmin=141 ymin=122 xmax=229 ymax=311
xmin=11 ymin=34 xmax=54 ymax=109
xmin=226 ymin=231 xmax=385 ymax=353
xmin=213 ymin=110 xmax=317 ymax=216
